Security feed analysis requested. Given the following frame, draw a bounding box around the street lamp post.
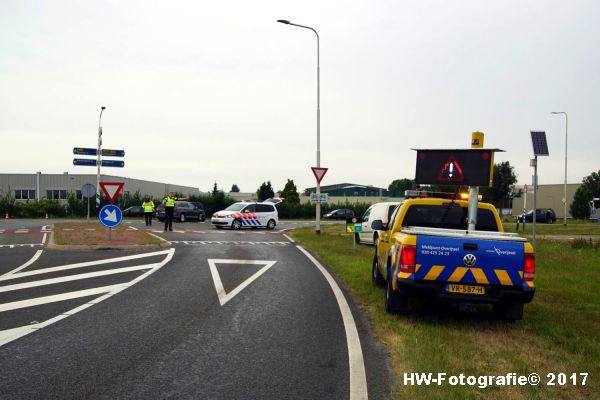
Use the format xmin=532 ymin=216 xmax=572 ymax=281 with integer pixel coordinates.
xmin=551 ymin=111 xmax=568 ymax=226
xmin=277 ymin=19 xmax=322 ymax=234
xmin=97 ymin=106 xmax=106 ymax=211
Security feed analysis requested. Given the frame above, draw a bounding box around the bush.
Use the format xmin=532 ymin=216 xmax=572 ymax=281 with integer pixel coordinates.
xmin=570 ymin=238 xmax=599 ymax=250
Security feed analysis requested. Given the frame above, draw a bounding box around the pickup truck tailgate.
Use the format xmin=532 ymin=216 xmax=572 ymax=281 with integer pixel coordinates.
xmin=414 ymin=235 xmax=525 ymax=286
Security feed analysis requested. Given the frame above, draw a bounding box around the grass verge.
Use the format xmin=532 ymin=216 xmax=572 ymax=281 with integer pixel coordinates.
xmin=291 ymin=225 xmax=599 ymax=399
xmin=53 ymin=222 xmax=164 ymax=248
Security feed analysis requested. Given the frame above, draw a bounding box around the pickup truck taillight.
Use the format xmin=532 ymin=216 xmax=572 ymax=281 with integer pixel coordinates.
xmin=523 ymin=253 xmax=535 ymax=281
xmin=400 ymin=244 xmax=417 ymax=273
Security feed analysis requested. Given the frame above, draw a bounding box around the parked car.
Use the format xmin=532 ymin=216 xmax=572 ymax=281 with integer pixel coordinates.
xmin=517 ymin=208 xmax=556 ymax=224
xmin=123 ymin=206 xmax=145 ymax=217
xmin=156 ymin=201 xmax=203 ymax=223
xmin=189 ymin=201 xmax=206 ymax=222
xmin=211 ymin=201 xmax=278 ymax=230
xmin=357 ymin=202 xmax=399 ymax=245
xmin=323 ymin=209 xmax=354 ymax=220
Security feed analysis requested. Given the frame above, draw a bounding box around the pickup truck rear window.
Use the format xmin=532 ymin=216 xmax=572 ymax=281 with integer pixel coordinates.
xmin=402 ymin=204 xmax=498 ymax=231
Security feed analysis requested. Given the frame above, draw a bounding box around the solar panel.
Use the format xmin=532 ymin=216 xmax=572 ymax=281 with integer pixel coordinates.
xmin=530 ymin=131 xmax=549 ymax=156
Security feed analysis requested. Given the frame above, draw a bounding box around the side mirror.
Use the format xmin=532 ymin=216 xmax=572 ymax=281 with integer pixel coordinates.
xmin=371 ymin=219 xmax=386 ymax=231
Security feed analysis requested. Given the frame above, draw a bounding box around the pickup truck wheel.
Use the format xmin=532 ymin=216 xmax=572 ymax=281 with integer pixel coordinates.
xmin=372 ymin=254 xmax=385 ymax=287
xmin=385 ymin=267 xmax=409 ymax=314
xmin=493 ymin=302 xmax=524 ymax=321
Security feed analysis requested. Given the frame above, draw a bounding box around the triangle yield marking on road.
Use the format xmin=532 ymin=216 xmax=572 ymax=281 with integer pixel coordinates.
xmin=207 ymin=259 xmax=277 ymax=306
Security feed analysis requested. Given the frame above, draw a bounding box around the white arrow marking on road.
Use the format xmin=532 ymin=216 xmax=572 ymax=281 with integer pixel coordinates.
xmin=207 ymin=259 xmax=277 ymax=306
xmin=104 ymin=209 xmax=117 ymax=222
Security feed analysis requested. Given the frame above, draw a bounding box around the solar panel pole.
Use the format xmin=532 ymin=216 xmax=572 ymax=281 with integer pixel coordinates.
xmin=531 ymin=157 xmax=538 ymax=250
xmin=467 ymin=132 xmax=484 ymax=231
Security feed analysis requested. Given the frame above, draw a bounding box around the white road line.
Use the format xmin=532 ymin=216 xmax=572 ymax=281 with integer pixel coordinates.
xmin=146 ymin=231 xmax=169 ymax=243
xmin=0 ymin=249 xmax=172 ymax=282
xmin=0 ymin=248 xmax=175 ymax=347
xmin=0 ymin=244 xmax=43 ymax=249
xmin=41 ymin=233 xmax=47 ymax=245
xmin=41 ymin=225 xmax=52 ymax=231
xmin=62 ymin=229 xmax=74 ymax=231
xmin=0 ymin=263 xmax=155 ymax=293
xmin=15 ymin=230 xmax=28 ymax=234
xmin=208 ymin=259 xmax=277 ymax=306
xmin=283 ymin=234 xmax=295 ymax=243
xmin=0 ymin=284 xmax=124 ymax=313
xmin=129 ymin=226 xmax=138 ymax=231
xmin=296 ymin=246 xmax=368 ymax=400
xmin=1 ymin=250 xmax=43 ymax=277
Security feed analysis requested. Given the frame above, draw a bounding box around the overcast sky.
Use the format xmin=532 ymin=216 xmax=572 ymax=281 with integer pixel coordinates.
xmin=1 ymin=0 xmax=598 ymax=194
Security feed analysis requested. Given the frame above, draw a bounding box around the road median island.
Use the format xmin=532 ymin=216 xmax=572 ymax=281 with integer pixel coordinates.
xmin=291 ymin=225 xmax=599 ymax=399
xmin=50 ymin=222 xmax=168 ymax=250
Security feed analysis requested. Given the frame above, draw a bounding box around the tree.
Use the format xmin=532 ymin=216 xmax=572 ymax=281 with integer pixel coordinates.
xmin=388 ymin=178 xmax=414 ymax=194
xmin=570 ymin=169 xmax=600 ymax=219
xmin=480 ymin=161 xmax=518 ymax=208
xmin=212 ymin=182 xmax=219 ymax=197
xmin=280 ymin=179 xmax=300 ymax=204
xmin=256 ymin=181 xmax=275 ymax=201
xmin=231 ymin=184 xmax=240 ymax=193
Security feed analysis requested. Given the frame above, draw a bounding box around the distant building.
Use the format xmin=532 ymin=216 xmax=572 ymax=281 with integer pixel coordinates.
xmin=303 ymin=183 xmax=395 ymax=197
xmin=0 ymin=172 xmax=200 ymax=204
xmin=511 ymin=183 xmax=580 ymax=218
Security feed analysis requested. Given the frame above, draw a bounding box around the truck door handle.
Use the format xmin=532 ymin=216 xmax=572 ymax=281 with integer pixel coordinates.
xmin=464 ymin=243 xmax=478 ymax=251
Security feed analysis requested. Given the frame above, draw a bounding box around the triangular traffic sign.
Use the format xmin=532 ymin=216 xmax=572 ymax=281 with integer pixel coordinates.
xmin=437 ymin=156 xmax=465 ymax=183
xmin=207 ymin=259 xmax=277 ymax=306
xmin=311 ymin=167 xmax=328 ymax=184
xmin=99 ymin=182 xmax=124 ymax=203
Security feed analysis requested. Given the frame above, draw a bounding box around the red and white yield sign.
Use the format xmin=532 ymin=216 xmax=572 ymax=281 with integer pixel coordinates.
xmin=99 ymin=182 xmax=124 ymax=204
xmin=311 ymin=167 xmax=329 ymax=184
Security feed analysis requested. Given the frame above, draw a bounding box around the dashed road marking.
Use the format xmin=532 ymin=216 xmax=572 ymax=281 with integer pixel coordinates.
xmin=170 ymin=240 xmax=290 ymax=246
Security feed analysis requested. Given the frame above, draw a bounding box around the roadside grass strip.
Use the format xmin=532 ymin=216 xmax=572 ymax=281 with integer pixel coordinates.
xmin=291 ymin=225 xmax=600 ymax=399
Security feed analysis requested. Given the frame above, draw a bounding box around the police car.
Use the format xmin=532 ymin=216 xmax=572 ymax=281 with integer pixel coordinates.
xmin=211 ymin=202 xmax=278 ymax=230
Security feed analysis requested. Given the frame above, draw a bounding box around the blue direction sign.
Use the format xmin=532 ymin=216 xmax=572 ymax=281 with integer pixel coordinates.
xmin=102 ymin=160 xmax=125 ymax=168
xmin=99 ymin=204 xmax=123 ymax=228
xmin=72 ymin=159 xmax=125 ymax=167
xmin=73 ymin=147 xmax=97 ymax=156
xmin=101 ymin=149 xmax=125 ymax=157
xmin=73 ymin=148 xmax=125 ymax=157
xmin=73 ymin=158 xmax=97 ymax=166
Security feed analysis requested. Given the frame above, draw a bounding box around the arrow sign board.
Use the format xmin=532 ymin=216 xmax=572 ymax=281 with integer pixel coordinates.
xmin=311 ymin=167 xmax=329 ymax=184
xmin=414 ymin=149 xmax=497 ymax=187
xmin=73 ymin=159 xmax=125 ymax=168
xmin=99 ymin=182 xmax=124 ymax=203
xmin=99 ymin=204 xmax=123 ymax=228
xmin=73 ymin=148 xmax=126 ymax=157
xmin=73 ymin=158 xmax=97 ymax=166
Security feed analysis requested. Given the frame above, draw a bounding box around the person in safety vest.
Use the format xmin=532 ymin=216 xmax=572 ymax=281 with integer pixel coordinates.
xmin=162 ymin=192 xmax=177 ymax=231
xmin=142 ymin=196 xmax=155 ymax=226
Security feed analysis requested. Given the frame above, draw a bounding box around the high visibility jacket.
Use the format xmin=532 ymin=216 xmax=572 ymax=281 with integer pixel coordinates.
xmin=164 ymin=196 xmax=176 ymax=207
xmin=142 ymin=201 xmax=155 ymax=213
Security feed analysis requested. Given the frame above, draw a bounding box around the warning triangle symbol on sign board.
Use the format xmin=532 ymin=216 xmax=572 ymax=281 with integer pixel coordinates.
xmin=207 ymin=259 xmax=277 ymax=306
xmin=437 ymin=156 xmax=465 ymax=183
xmin=311 ymin=167 xmax=328 ymax=184
xmin=99 ymin=182 xmax=124 ymax=203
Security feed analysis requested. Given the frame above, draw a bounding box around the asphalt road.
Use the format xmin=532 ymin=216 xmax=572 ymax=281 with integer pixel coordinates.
xmin=0 ymin=219 xmax=390 ymax=399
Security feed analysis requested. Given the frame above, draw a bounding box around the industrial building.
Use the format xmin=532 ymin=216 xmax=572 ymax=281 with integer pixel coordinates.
xmin=0 ymin=172 xmax=200 ymax=203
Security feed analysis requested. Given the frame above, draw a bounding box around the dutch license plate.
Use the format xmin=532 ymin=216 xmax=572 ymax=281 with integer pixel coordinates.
xmin=446 ymin=284 xmax=485 ymax=295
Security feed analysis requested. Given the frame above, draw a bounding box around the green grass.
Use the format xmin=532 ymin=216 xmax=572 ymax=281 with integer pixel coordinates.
xmin=503 ymin=220 xmax=600 ymax=236
xmin=291 ymin=226 xmax=600 ymax=399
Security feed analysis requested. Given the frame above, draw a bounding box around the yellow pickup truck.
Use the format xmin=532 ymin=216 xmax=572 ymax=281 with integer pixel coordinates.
xmin=371 ymin=193 xmax=535 ymax=321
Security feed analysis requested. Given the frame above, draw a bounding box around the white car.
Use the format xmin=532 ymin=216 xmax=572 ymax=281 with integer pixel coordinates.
xmin=357 ymin=201 xmax=399 ymax=245
xmin=211 ymin=202 xmax=278 ymax=230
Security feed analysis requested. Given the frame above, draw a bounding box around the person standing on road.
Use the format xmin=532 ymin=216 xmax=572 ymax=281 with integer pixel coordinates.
xmin=162 ymin=192 xmax=176 ymax=231
xmin=142 ymin=196 xmax=155 ymax=226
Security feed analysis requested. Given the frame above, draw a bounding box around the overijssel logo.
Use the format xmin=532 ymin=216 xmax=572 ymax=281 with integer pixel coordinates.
xmin=486 ymin=247 xmax=517 ymax=256
xmin=463 ymin=254 xmax=476 ymax=267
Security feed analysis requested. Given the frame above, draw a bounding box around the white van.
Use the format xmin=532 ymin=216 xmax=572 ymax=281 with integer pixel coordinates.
xmin=357 ymin=201 xmax=399 ymax=245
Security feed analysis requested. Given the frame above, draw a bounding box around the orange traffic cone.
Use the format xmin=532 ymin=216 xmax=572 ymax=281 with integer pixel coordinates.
xmin=45 ymin=213 xmax=49 ymax=219
xmin=4 ymin=212 xmax=8 ymax=219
